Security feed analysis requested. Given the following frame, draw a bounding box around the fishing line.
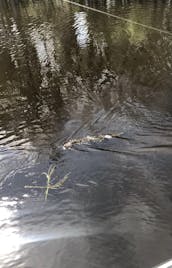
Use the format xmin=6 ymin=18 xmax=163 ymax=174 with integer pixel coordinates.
xmin=63 ymin=0 xmax=172 ymax=36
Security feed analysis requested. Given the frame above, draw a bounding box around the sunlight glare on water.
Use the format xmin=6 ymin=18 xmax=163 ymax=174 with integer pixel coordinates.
xmin=0 ymin=200 xmax=22 ymax=257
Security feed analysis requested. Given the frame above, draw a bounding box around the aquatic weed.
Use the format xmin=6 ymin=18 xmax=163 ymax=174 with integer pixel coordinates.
xmin=25 ymin=165 xmax=70 ymax=200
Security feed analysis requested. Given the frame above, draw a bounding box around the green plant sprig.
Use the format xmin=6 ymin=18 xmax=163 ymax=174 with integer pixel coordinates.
xmin=25 ymin=165 xmax=70 ymax=200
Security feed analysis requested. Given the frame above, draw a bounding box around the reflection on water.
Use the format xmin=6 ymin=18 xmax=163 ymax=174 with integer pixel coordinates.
xmin=0 ymin=0 xmax=172 ymax=267
xmin=74 ymin=12 xmax=90 ymax=48
xmin=0 ymin=198 xmax=24 ymax=268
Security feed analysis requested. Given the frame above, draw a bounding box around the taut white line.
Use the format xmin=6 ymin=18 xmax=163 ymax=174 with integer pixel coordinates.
xmin=63 ymin=0 xmax=172 ymax=36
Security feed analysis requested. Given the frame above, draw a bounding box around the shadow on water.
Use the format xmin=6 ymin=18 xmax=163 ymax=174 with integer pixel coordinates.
xmin=0 ymin=0 xmax=172 ymax=267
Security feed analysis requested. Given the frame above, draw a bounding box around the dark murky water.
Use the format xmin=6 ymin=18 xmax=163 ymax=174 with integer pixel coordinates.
xmin=0 ymin=0 xmax=172 ymax=267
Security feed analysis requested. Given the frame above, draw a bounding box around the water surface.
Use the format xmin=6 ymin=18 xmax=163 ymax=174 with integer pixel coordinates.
xmin=0 ymin=0 xmax=172 ymax=267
